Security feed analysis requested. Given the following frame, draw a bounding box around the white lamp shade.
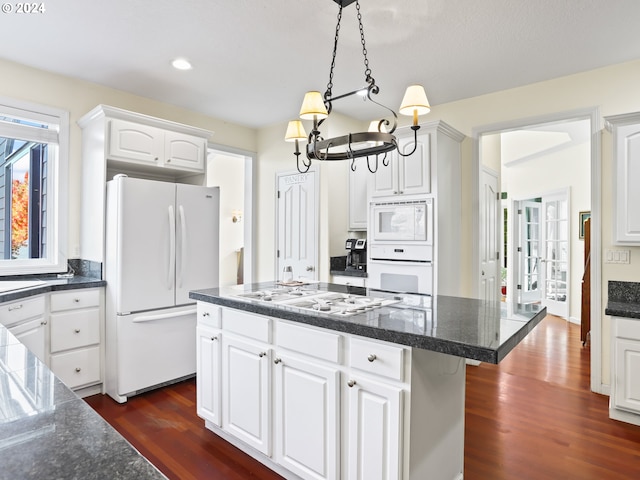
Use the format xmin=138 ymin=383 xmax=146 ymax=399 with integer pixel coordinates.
xmin=399 ymin=85 xmax=431 ymax=116
xmin=299 ymin=91 xmax=329 ymax=120
xmin=284 ymin=120 xmax=307 ymax=142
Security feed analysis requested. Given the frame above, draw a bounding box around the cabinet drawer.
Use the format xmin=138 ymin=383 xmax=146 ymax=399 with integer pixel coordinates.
xmin=222 ymin=308 xmax=270 ymax=342
xmin=616 ymin=317 xmax=640 ymax=339
xmin=50 ymin=289 xmax=100 ymax=312
xmin=276 ymin=320 xmax=342 ymax=363
xmin=0 ymin=295 xmax=45 ymax=327
xmin=50 ymin=345 xmax=101 ymax=389
xmin=198 ymin=302 xmax=221 ymax=328
xmin=349 ymin=337 xmax=406 ymax=381
xmin=50 ymin=309 xmax=100 ymax=353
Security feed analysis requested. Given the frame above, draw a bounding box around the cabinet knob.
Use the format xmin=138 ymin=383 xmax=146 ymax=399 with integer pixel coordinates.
xmin=368 ymin=354 xmax=377 ymax=363
xmin=73 ymin=298 xmax=80 ymax=303
xmin=274 ymin=358 xmax=282 ymax=365
xmin=154 ymin=157 xmax=159 ymax=161
xmin=74 ymin=328 xmax=81 ymax=333
xmin=258 ymin=352 xmax=267 ymax=358
xmin=166 ymin=158 xmax=171 ymax=163
xmin=347 ymin=380 xmax=356 ymax=388
xmin=393 ymin=191 xmax=398 ymax=195
xmin=75 ymin=367 xmax=81 ymax=373
xmin=202 ymin=312 xmax=210 ymax=317
xmin=210 ymin=336 xmax=218 ymax=341
xmin=41 ymin=321 xmax=47 ymax=326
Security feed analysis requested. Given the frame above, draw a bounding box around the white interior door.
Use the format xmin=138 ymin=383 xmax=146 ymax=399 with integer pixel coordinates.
xmin=541 ymin=190 xmax=570 ymax=318
xmin=479 ymin=169 xmax=500 ymax=301
xmin=517 ymin=199 xmax=542 ymax=304
xmin=276 ymin=171 xmax=318 ymax=282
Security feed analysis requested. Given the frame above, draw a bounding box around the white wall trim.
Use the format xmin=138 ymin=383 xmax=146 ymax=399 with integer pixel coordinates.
xmin=472 ymin=107 xmax=603 ymax=394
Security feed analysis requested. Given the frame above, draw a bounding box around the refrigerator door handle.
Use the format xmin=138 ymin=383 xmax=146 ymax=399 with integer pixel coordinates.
xmin=168 ymin=205 xmax=176 ymax=290
xmin=131 ymin=308 xmax=197 ymax=323
xmin=178 ymin=205 xmax=187 ymax=288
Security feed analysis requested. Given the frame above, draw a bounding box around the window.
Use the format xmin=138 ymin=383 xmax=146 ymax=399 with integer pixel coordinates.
xmin=0 ymin=98 xmax=68 ymax=274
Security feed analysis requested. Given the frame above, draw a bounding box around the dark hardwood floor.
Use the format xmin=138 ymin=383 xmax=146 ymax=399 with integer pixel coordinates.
xmin=85 ymin=315 xmax=640 ymax=479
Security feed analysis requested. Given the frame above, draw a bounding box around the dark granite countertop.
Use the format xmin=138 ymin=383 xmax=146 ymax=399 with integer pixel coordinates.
xmin=605 ymin=280 xmax=640 ymax=319
xmin=190 ymin=282 xmax=546 ymax=364
xmin=0 ymin=325 xmax=166 ymax=479
xmin=0 ymin=275 xmax=106 ymax=304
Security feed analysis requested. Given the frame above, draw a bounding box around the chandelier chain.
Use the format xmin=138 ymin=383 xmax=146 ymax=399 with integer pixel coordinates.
xmin=356 ymin=1 xmax=372 ymax=84
xmin=325 ymin=3 xmax=343 ymax=101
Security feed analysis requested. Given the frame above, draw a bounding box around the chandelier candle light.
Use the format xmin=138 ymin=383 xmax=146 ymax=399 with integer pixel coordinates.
xmin=285 ymin=0 xmax=431 ymax=174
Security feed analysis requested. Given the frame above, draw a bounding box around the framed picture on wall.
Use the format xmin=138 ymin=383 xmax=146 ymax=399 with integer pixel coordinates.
xmin=579 ymin=211 xmax=591 ymax=240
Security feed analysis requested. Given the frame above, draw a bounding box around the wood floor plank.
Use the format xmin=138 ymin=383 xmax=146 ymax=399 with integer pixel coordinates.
xmin=86 ymin=315 xmax=640 ymax=479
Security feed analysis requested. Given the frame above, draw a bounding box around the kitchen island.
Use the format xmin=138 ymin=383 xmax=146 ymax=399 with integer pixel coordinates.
xmin=190 ymin=282 xmax=546 ymax=480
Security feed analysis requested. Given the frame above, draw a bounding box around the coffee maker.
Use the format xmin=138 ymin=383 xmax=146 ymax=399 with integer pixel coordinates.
xmin=345 ymin=238 xmax=367 ymax=271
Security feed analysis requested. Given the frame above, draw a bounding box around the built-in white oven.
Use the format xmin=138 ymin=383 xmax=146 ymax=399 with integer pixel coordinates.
xmin=368 ymin=197 xmax=434 ymax=295
xmin=370 ymin=198 xmax=433 ymax=243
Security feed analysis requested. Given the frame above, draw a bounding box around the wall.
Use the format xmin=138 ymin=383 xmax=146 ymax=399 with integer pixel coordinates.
xmin=0 ymin=57 xmax=256 ymax=264
xmin=207 ymin=152 xmax=245 ymax=287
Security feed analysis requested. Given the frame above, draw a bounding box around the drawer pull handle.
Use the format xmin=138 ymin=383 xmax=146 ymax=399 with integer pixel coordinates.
xmin=8 ymin=304 xmax=23 ymax=311
xmin=347 ymin=380 xmax=356 ymax=388
xmin=368 ymin=354 xmax=377 ymax=362
xmin=258 ymin=352 xmax=267 ymax=358
xmin=74 ymin=329 xmax=81 ymax=333
xmin=75 ymin=367 xmax=82 ymax=373
xmin=274 ymin=358 xmax=282 ymax=365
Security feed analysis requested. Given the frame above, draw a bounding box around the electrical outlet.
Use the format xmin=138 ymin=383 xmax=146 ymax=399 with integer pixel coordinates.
xmin=604 ymin=249 xmax=631 ymax=264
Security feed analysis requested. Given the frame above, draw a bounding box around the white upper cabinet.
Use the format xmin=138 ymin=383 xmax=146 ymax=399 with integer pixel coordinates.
xmin=606 ymin=112 xmax=640 ymax=245
xmin=370 ymin=130 xmax=430 ymax=198
xmin=108 ymin=118 xmax=206 ymax=173
xmin=348 ymin=158 xmax=370 ymax=231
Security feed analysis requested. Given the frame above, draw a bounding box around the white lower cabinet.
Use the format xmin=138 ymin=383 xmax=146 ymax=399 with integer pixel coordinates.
xmin=221 ymin=333 xmax=272 ymax=456
xmin=346 ymin=374 xmax=403 ymax=480
xmin=196 ymin=325 xmax=221 ymax=427
xmin=274 ymin=351 xmax=340 ymax=480
xmin=197 ymin=303 xmax=465 ymax=480
xmin=0 ymin=295 xmax=47 ymax=362
xmin=610 ymin=316 xmax=640 ymax=425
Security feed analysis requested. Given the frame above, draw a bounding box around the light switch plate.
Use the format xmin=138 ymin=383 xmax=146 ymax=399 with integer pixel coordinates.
xmin=604 ymin=249 xmax=631 ymax=264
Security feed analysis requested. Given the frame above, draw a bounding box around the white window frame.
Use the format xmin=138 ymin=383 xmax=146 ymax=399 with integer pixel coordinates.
xmin=0 ymin=97 xmax=68 ymax=275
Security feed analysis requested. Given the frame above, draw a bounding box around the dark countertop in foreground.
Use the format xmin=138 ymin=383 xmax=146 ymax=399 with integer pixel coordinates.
xmin=190 ymin=282 xmax=546 ymax=364
xmin=0 ymin=326 xmax=166 ymax=479
xmin=605 ymin=280 xmax=640 ymax=319
xmin=0 ymin=275 xmax=106 ymax=303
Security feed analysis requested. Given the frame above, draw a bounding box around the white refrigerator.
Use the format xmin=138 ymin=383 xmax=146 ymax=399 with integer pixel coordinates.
xmin=104 ymin=175 xmax=219 ymax=403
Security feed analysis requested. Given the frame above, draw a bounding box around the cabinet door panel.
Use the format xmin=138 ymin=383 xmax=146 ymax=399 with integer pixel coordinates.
xmin=614 ymin=337 xmax=640 ymax=413
xmin=108 ymin=119 xmax=163 ymax=164
xmin=349 ymin=158 xmax=369 ymax=230
xmin=347 ymin=375 xmax=403 ymax=480
xmin=399 ymin=132 xmax=430 ymax=195
xmin=10 ymin=317 xmax=46 ymax=362
xmin=275 ymin=353 xmax=339 ymax=480
xmin=614 ymin=123 xmax=640 ymax=243
xmin=197 ymin=326 xmax=221 ymax=426
xmin=371 ymin=153 xmax=398 ymax=197
xmin=222 ymin=335 xmax=271 ymax=455
xmin=164 ymin=131 xmax=206 ymax=171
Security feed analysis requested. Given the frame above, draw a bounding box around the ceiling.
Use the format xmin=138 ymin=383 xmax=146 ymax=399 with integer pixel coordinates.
xmin=2 ymin=0 xmax=640 ymax=129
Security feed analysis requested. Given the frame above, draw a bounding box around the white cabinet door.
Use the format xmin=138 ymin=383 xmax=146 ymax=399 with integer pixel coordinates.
xmin=274 ymin=352 xmax=340 ymax=480
xmin=164 ymin=131 xmax=206 ymax=171
xmin=108 ymin=119 xmax=163 ymax=165
xmin=346 ymin=375 xmax=403 ymax=480
xmin=222 ymin=334 xmax=271 ymax=455
xmin=371 ymin=151 xmax=399 ymax=197
xmin=197 ymin=326 xmax=222 ymax=426
xmin=349 ymin=159 xmax=370 ymax=230
xmin=614 ymin=336 xmax=640 ymax=413
xmin=398 ymin=132 xmax=430 ymax=196
xmin=612 ymin=120 xmax=640 ymax=244
xmin=10 ymin=317 xmax=47 ymax=363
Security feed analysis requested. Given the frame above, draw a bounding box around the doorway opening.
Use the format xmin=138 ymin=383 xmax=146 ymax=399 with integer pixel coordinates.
xmin=207 ymin=145 xmax=256 ymax=286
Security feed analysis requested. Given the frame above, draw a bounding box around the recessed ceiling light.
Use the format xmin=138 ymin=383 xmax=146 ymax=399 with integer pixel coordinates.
xmin=172 ymin=58 xmax=192 ymax=71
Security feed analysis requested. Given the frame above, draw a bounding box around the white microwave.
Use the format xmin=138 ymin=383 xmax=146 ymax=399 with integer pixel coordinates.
xmin=370 ymin=198 xmax=433 ymax=243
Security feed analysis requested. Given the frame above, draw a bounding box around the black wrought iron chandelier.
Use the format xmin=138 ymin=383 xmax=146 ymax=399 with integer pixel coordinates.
xmin=285 ymin=0 xmax=431 ymax=174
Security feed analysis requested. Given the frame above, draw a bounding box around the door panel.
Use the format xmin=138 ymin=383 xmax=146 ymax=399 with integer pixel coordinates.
xmin=277 ymin=171 xmax=317 ymax=281
xmin=518 ymin=200 xmax=542 ymax=304
xmin=175 ymin=184 xmax=219 ymax=305
xmin=541 ymin=192 xmax=570 ymax=318
xmin=480 ymin=170 xmax=499 ymax=301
